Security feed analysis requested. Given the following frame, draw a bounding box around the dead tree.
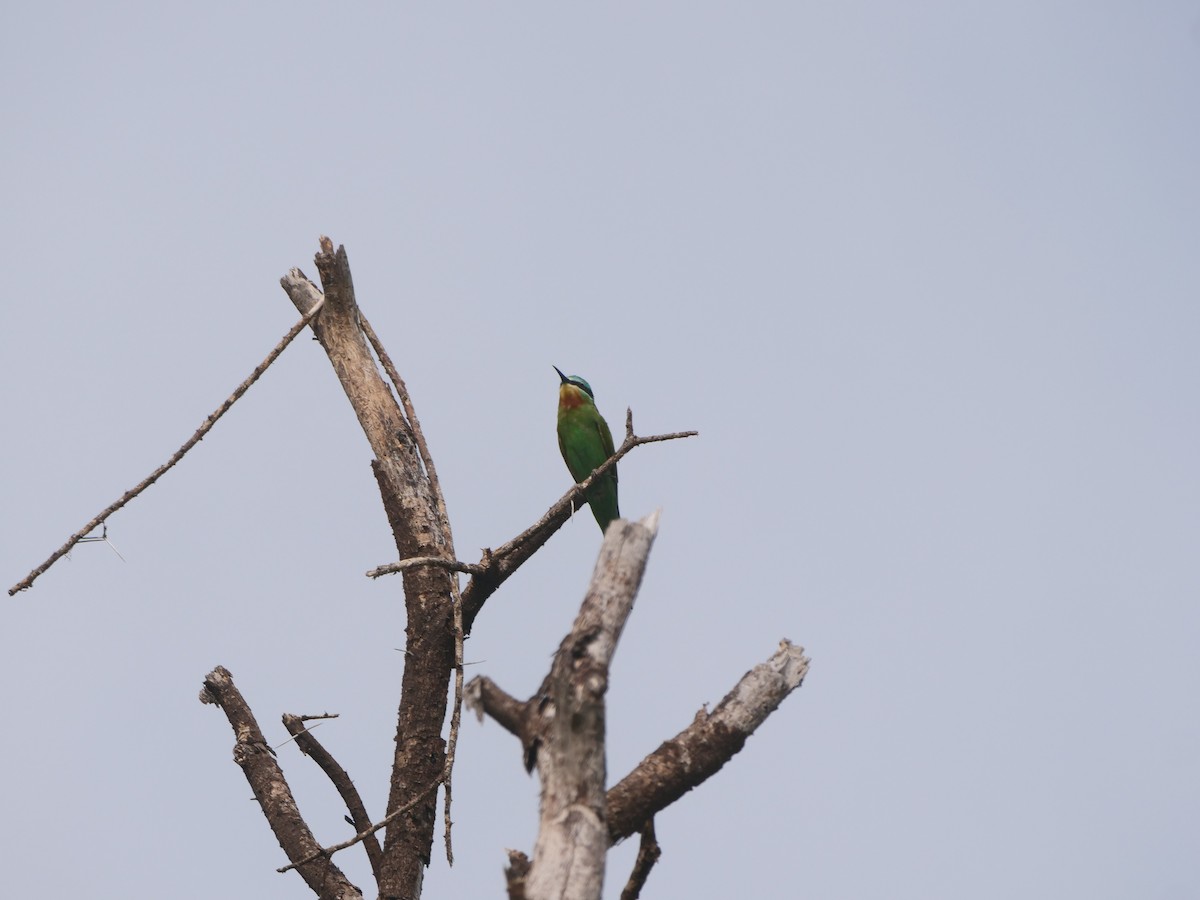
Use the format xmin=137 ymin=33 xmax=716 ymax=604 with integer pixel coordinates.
xmin=17 ymin=236 xmax=807 ymax=899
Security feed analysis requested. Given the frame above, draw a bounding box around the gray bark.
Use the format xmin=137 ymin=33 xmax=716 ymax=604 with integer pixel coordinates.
xmin=525 ymin=513 xmax=660 ymax=900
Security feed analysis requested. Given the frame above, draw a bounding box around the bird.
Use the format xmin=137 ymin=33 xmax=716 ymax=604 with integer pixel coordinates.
xmin=554 ymin=366 xmax=619 ymax=532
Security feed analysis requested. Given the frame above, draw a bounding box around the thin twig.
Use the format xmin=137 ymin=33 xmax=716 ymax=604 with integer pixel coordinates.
xmin=76 ymin=524 xmax=127 ymax=562
xmin=273 ymin=720 xmax=324 ymax=750
xmin=366 ymin=556 xmax=486 ymax=578
xmin=9 ymin=299 xmax=326 ymax=596
xmin=277 ymin=775 xmax=445 ymax=874
xmin=443 ymin=583 xmax=464 ymax=865
xmin=361 ymin=315 xmax=447 ymax=524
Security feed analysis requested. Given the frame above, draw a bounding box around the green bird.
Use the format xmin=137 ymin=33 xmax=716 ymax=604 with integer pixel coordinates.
xmin=554 ymin=366 xmax=619 ymax=532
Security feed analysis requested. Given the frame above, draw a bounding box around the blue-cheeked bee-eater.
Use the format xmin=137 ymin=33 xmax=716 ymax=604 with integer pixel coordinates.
xmin=554 ymin=366 xmax=619 ymax=532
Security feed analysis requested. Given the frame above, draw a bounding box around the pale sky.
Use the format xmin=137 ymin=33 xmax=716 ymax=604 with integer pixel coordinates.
xmin=3 ymin=4 xmax=1198 ymax=899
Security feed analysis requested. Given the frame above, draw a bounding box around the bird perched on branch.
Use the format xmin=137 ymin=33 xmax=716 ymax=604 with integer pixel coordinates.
xmin=554 ymin=366 xmax=619 ymax=532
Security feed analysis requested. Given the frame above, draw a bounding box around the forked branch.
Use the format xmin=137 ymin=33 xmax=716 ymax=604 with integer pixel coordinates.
xmin=470 ymin=637 xmax=809 ymax=881
xmin=199 ymin=667 xmax=363 ymax=900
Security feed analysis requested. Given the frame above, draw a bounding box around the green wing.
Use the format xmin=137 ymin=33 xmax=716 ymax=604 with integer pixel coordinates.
xmin=558 ymin=407 xmax=620 ymax=531
xmin=597 ymin=413 xmax=617 ymax=484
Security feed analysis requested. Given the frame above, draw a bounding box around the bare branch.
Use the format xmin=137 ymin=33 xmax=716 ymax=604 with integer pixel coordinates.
xmin=282 ymin=713 xmax=383 ymax=884
xmin=493 ymin=514 xmax=661 ymax=900
xmin=9 ymin=299 xmax=326 ymax=596
xmin=605 ymin=639 xmax=809 ymax=843
xmin=619 ymin=820 xmax=662 ymax=900
xmin=199 ymin=667 xmax=363 ymax=900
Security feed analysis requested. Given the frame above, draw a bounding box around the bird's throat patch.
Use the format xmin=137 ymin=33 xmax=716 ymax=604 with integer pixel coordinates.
xmin=558 ymin=383 xmax=589 ymax=409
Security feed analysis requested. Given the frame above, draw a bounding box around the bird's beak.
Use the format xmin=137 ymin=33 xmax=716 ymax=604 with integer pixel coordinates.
xmin=553 ymin=366 xmax=569 ymax=384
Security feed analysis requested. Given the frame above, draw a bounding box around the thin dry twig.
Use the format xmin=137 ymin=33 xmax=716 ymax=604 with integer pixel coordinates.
xmin=277 ymin=775 xmax=445 ymax=875
xmin=361 ymin=314 xmax=447 ymax=523
xmin=442 ymin=580 xmax=465 ymax=865
xmin=274 ymin=720 xmax=325 ymax=751
xmin=9 ymin=299 xmax=326 ymax=596
xmin=282 ymin=712 xmax=383 ymax=884
xmin=366 ymin=556 xmax=486 ymax=578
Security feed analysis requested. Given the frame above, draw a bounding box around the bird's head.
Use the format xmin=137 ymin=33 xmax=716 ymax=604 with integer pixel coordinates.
xmin=554 ymin=365 xmax=595 ymax=409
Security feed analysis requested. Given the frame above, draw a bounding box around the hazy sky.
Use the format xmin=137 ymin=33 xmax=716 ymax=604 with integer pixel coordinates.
xmin=3 ymin=4 xmax=1198 ymax=899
